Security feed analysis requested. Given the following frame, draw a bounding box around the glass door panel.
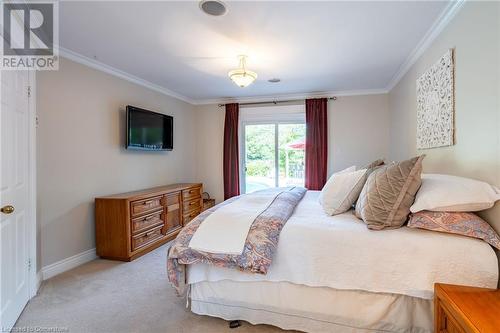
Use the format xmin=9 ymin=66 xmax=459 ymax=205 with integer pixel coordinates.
xmin=244 ymin=124 xmax=276 ymax=193
xmin=278 ymin=124 xmax=306 ymax=187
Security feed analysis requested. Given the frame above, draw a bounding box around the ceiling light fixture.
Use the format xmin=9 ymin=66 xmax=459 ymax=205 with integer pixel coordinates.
xmin=228 ymin=55 xmax=257 ymax=88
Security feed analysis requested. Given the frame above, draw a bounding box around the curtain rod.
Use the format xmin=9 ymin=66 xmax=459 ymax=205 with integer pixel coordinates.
xmin=218 ymin=96 xmax=337 ymax=107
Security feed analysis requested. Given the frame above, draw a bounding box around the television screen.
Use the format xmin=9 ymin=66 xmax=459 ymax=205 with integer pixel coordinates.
xmin=126 ymin=106 xmax=173 ymax=150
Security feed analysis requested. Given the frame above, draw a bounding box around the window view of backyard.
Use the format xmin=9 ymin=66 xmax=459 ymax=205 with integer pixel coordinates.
xmin=244 ymin=123 xmax=305 ymax=193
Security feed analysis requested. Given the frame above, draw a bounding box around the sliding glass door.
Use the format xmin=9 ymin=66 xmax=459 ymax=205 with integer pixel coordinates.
xmin=278 ymin=124 xmax=306 ymax=187
xmin=243 ymin=124 xmax=276 ymax=193
xmin=242 ymin=122 xmax=305 ymax=193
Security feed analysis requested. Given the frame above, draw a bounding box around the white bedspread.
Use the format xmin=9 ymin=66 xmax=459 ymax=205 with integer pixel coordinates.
xmin=188 ymin=191 xmax=499 ymax=299
xmin=189 ymin=188 xmax=284 ymax=254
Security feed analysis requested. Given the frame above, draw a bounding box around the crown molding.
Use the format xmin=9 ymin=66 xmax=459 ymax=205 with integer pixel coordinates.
xmin=193 ymin=88 xmax=389 ymax=106
xmin=58 ymin=47 xmax=196 ymax=105
xmin=385 ymin=0 xmax=466 ymax=92
xmin=58 ymin=47 xmax=387 ymax=106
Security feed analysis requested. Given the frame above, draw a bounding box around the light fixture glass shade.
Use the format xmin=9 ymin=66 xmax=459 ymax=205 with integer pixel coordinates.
xmin=228 ymin=69 xmax=258 ymax=87
xmin=228 ymin=55 xmax=257 ymax=87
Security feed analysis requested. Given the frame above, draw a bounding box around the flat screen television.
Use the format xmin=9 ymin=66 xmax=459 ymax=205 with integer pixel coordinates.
xmin=126 ymin=105 xmax=173 ymax=151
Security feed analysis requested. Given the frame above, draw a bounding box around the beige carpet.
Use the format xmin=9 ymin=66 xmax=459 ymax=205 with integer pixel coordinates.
xmin=15 ymin=244 xmax=290 ymax=333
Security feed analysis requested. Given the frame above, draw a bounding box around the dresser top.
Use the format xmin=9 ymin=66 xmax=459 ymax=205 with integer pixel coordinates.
xmin=96 ymin=183 xmax=202 ymax=200
xmin=435 ymin=283 xmax=500 ymax=333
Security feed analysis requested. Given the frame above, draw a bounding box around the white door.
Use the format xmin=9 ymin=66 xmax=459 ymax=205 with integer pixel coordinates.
xmin=0 ymin=70 xmax=32 ymax=331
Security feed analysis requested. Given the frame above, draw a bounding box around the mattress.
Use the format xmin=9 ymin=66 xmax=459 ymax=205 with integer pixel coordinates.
xmin=187 ymin=191 xmax=498 ymax=299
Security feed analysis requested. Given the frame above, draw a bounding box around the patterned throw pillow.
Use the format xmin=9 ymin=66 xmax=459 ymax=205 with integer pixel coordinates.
xmin=408 ymin=211 xmax=500 ymax=250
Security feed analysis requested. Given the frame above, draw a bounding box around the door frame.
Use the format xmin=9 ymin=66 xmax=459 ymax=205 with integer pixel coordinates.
xmin=27 ymin=70 xmax=38 ymax=297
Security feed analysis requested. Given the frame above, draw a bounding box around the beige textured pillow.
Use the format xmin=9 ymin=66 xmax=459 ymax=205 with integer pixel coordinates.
xmin=355 ymin=155 xmax=425 ymax=230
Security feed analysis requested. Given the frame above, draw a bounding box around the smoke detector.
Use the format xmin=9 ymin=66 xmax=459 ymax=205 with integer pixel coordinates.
xmin=199 ymin=0 xmax=227 ymax=16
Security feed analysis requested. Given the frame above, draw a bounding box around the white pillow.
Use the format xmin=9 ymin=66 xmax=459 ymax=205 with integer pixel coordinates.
xmin=410 ymin=174 xmax=500 ymax=213
xmin=338 ymin=165 xmax=357 ymax=173
xmin=320 ymin=168 xmax=368 ymax=215
xmin=318 ymin=166 xmax=356 ymax=205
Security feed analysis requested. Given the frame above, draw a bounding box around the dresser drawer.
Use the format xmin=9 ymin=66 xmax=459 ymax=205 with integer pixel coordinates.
xmin=131 ymin=224 xmax=163 ymax=252
xmin=130 ymin=196 xmax=162 ymax=217
xmin=183 ymin=198 xmax=201 ymax=213
xmin=183 ymin=208 xmax=201 ymax=224
xmin=183 ymin=186 xmax=201 ymax=201
xmin=164 ymin=192 xmax=180 ymax=206
xmin=131 ymin=211 xmax=164 ymax=234
xmin=440 ymin=310 xmax=466 ymax=333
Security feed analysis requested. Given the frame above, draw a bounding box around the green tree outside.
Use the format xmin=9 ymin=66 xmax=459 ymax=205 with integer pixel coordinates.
xmin=245 ymin=124 xmax=305 ymax=179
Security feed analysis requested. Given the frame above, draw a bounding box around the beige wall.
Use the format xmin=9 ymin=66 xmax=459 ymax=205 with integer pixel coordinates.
xmin=194 ymin=104 xmax=226 ymax=203
xmin=37 ymin=58 xmax=198 ymax=268
xmin=388 ymin=1 xmax=500 ymax=232
xmin=327 ymin=94 xmax=389 ymax=175
xmin=194 ymin=94 xmax=389 ymax=203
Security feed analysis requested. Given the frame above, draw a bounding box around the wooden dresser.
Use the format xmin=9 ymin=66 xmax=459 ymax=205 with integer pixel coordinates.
xmin=434 ymin=283 xmax=500 ymax=333
xmin=95 ymin=183 xmax=203 ymax=261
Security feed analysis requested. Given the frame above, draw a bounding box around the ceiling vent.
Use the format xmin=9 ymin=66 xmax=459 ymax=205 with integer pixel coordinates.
xmin=199 ymin=0 xmax=227 ymax=16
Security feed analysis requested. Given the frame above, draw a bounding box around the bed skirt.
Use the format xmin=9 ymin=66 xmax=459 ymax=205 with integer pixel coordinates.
xmin=190 ymin=280 xmax=433 ymax=333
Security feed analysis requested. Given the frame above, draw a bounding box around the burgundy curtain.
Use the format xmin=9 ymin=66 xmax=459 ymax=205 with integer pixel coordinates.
xmin=223 ymin=103 xmax=240 ymax=200
xmin=305 ymin=98 xmax=328 ymax=190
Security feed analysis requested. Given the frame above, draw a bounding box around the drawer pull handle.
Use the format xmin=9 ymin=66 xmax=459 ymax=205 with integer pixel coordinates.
xmin=145 ymin=216 xmax=155 ymax=221
xmin=143 ymin=200 xmax=154 ymax=205
xmin=190 ymin=202 xmax=195 ymax=205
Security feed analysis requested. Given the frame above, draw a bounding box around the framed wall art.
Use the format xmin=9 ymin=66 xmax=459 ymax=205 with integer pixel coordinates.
xmin=416 ymin=49 xmax=455 ymax=149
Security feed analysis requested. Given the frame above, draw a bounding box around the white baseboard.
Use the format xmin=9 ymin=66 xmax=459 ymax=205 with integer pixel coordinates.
xmin=41 ymin=248 xmax=97 ymax=280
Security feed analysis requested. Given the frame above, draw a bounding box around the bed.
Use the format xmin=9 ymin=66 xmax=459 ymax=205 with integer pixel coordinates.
xmin=172 ymin=191 xmax=499 ymax=333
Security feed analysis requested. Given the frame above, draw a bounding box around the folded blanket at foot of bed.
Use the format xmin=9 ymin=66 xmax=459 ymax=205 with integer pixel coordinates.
xmin=167 ymin=187 xmax=307 ymax=295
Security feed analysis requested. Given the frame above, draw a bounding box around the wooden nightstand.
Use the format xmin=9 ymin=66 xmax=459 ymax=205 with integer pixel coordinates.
xmin=434 ymin=283 xmax=500 ymax=333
